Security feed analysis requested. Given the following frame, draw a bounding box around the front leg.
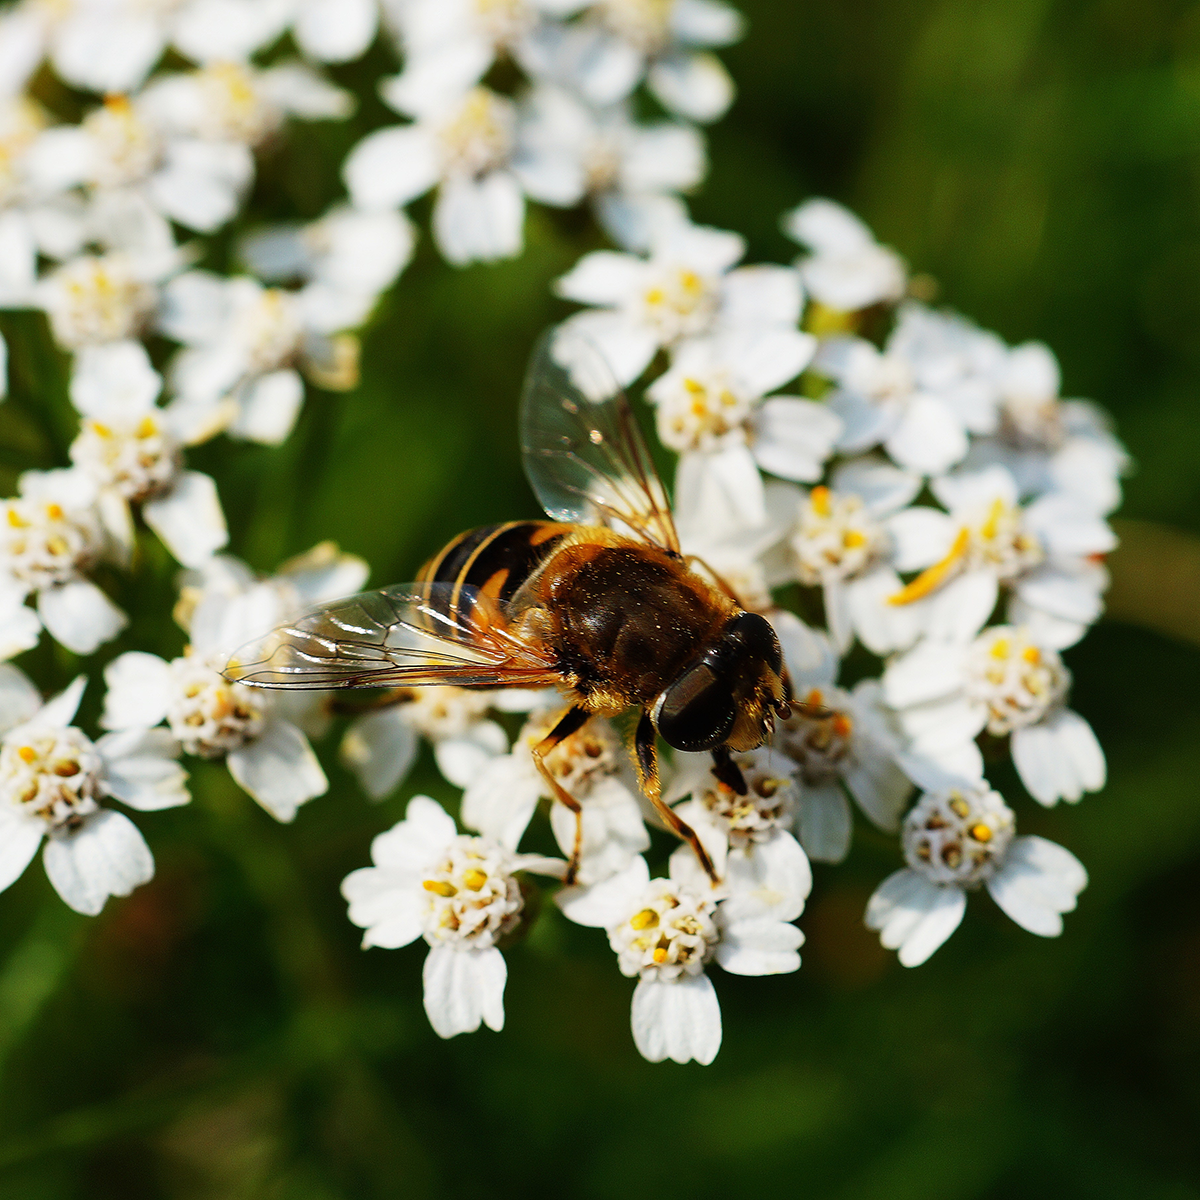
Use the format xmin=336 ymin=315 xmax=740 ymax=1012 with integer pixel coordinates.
xmin=711 ymin=745 xmax=747 ymax=795
xmin=635 ymin=712 xmax=718 ymax=884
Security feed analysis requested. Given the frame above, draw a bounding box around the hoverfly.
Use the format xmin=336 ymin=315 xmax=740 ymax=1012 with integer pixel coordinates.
xmin=224 ymin=330 xmax=794 ymax=884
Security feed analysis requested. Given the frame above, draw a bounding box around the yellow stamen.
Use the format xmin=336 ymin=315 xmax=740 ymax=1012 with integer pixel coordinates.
xmin=45 ymin=503 xmax=64 ymax=521
xmin=6 ymin=509 xmax=26 ymax=528
xmin=888 ymin=528 xmax=971 ymax=605
xmin=90 ymin=421 xmax=113 ymax=438
xmin=462 ymin=869 xmax=487 ymax=891
xmin=1022 ymin=646 xmax=1041 ymax=664
xmin=644 ymin=287 xmax=664 ymax=305
xmin=806 ymin=688 xmax=824 ymax=708
xmin=630 ymin=908 xmax=659 ymax=930
xmin=947 ymin=792 xmax=970 ymax=819
xmin=843 ymin=529 xmax=867 ymax=548
xmin=979 ymin=497 xmax=1005 ymax=542
xmin=423 ymin=880 xmax=457 ymax=897
xmin=135 ymin=416 xmax=157 ymax=438
xmin=678 ymin=270 xmax=702 ymax=293
xmin=810 ymin=485 xmax=831 ymax=517
xmin=969 ymin=823 xmax=993 ymax=843
xmin=652 ymin=946 xmax=669 ymax=964
xmin=832 ymin=713 xmax=853 ymax=738
xmin=990 ymin=638 xmax=1010 ymax=659
xmin=17 ymin=746 xmax=36 ymax=763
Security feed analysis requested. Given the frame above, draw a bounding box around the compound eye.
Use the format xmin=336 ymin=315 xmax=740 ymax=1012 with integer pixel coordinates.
xmin=654 ymin=664 xmax=737 ymax=753
xmin=727 ymin=611 xmax=782 ymax=675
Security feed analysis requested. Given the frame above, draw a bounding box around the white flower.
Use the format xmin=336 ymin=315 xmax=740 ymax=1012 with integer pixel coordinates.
xmin=883 ymin=624 xmax=1106 ymax=806
xmin=344 ymin=85 xmax=528 ymax=266
xmin=67 ymin=340 xmax=228 ymax=567
xmin=887 ymin=465 xmax=1116 ymax=647
xmin=462 ymin=707 xmax=649 ymax=884
xmin=782 ymin=198 xmax=906 ymax=313
xmin=513 ymin=85 xmax=705 ymax=249
xmin=102 ymin=544 xmax=366 ymax=821
xmin=866 ymin=783 xmax=1087 ymax=966
xmin=159 ymin=271 xmax=360 ymax=446
xmin=0 ymin=666 xmax=188 ymax=915
xmin=524 ymin=0 xmax=744 ymax=124
xmin=238 ymin=204 xmax=415 ymax=331
xmin=37 ymin=251 xmax=160 ymax=349
xmin=170 ymin=0 xmax=294 ymax=66
xmin=646 ymin=328 xmax=824 ymax=528
xmin=340 ymin=685 xmax=509 ymax=800
xmin=555 ymin=219 xmax=801 ymax=385
xmin=558 ymin=838 xmax=808 ymax=1064
xmin=1 ymin=468 xmax=127 ymax=655
xmin=768 ymin=456 xmax=924 ymax=654
xmin=341 ymin=794 xmax=564 ymax=1038
xmin=288 ymin=0 xmax=379 ymax=63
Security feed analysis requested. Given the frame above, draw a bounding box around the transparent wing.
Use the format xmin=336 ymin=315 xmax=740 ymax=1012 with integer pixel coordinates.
xmin=223 ymin=582 xmax=560 ymax=691
xmin=521 ymin=326 xmax=680 ymax=554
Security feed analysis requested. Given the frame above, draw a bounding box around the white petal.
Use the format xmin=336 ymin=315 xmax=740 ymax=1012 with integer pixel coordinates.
xmin=1013 ymin=564 xmax=1104 ymax=626
xmin=671 ymin=0 xmax=744 ymax=45
xmin=716 ymin=916 xmax=803 ymax=975
xmin=343 ymin=125 xmax=440 ymax=209
xmin=796 ymin=782 xmax=851 ymax=864
xmin=556 ymin=854 xmax=649 ymax=927
xmin=845 ymin=566 xmax=922 ymax=655
xmin=718 ymin=265 xmax=802 ymax=330
xmin=554 ymin=250 xmax=643 ymax=305
xmin=986 ymin=835 xmax=1087 ymax=937
xmin=52 ymin=13 xmax=163 ymax=93
xmin=149 ymin=139 xmax=252 ymax=232
xmin=460 ymin=754 xmax=541 ymax=851
xmin=0 ymin=597 xmax=40 ymax=662
xmin=379 ymin=41 xmax=492 ymax=118
xmin=921 ymin=569 xmax=999 ymax=642
xmin=422 ymin=944 xmax=507 ymax=1038
xmin=97 ymin=727 xmax=188 ymax=810
xmin=886 ymin=507 xmax=956 ymax=571
xmin=142 ymin=471 xmax=228 ymax=567
xmin=557 ymin=310 xmax=658 ymax=387
xmin=43 ymin=810 xmax=154 ymax=916
xmin=721 ymin=829 xmax=812 ymax=921
xmin=37 ymin=581 xmax=127 ymax=656
xmin=717 ymin=328 xmax=816 ymax=397
xmin=370 ymin=795 xmax=458 ymax=872
xmin=0 ymin=807 xmax=43 ymax=894
xmin=751 ymin=397 xmax=843 ymax=482
xmin=433 ymin=171 xmax=525 ymax=266
xmin=294 ymin=0 xmax=378 ymax=61
xmin=674 ymin=444 xmax=766 ymax=530
xmin=340 ymin=708 xmax=419 ymax=801
xmin=230 ymin=371 xmax=304 ymax=445
xmin=831 ymin=455 xmax=922 ymax=517
xmin=0 ymin=662 xmax=43 ymax=734
xmin=548 ymin=775 xmax=650 ymax=885
xmin=37 ymin=675 xmax=86 ymax=728
xmin=341 ymin=866 xmax=424 ymax=947
xmin=931 ymin=465 xmax=1019 ymax=515
xmin=883 ymin=640 xmax=967 ymax=708
xmin=226 ymin=718 xmax=328 ymax=822
xmin=647 ymin=51 xmax=733 ymax=123
xmin=69 ymin=341 xmax=160 ymax=421
xmin=771 ymin=609 xmax=838 ymax=690
xmin=865 ymin=868 xmax=965 ymax=966
xmin=434 ymin=720 xmax=508 ymax=788
xmin=619 ymin=122 xmax=705 ymax=194
xmin=1011 ymin=709 xmax=1106 ymax=807
xmin=1025 ymin=494 xmax=1117 ymax=559
xmin=884 ymin=394 xmax=968 ymax=475
xmin=631 ymin=973 xmax=722 ymax=1064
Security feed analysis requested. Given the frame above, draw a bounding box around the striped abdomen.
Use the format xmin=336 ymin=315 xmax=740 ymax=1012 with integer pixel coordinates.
xmin=417 ymin=520 xmax=573 ymax=632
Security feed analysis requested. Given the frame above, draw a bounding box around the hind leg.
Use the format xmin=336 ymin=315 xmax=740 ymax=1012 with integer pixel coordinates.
xmin=530 ymin=706 xmax=590 ymax=885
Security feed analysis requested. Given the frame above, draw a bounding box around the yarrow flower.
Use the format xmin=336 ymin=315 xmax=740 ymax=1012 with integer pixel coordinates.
xmin=342 ymin=795 xmax=564 ymax=1038
xmin=0 ymin=666 xmax=187 ymax=915
xmin=866 ymin=782 xmax=1087 ymax=966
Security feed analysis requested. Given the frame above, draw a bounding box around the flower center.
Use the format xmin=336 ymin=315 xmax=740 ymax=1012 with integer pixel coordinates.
xmin=700 ymin=750 xmax=797 ymax=846
xmin=420 ymin=835 xmax=523 ymax=948
xmin=521 ymin=711 xmax=620 ymax=798
xmin=70 ymin=414 xmax=180 ymax=501
xmin=0 ymin=726 xmax=101 ymax=833
xmin=241 ymin=288 xmax=303 ymax=372
xmin=3 ymin=497 xmax=95 ymax=588
xmin=903 ymin=785 xmax=1014 ymax=887
xmin=963 ymin=627 xmax=1069 ymax=736
xmin=83 ymin=95 xmax=160 ymax=188
xmin=778 ymin=687 xmax=854 ymax=785
xmin=889 ymin=497 xmax=1045 ymax=606
xmin=638 ymin=265 xmax=718 ymax=343
xmin=194 ymin=62 xmax=275 ymax=144
xmin=472 ymin=0 xmax=534 ymax=45
xmin=790 ymin=485 xmax=886 ymax=585
xmin=44 ymin=254 xmax=155 ymax=349
xmin=400 ymin=685 xmax=493 ymax=741
xmin=655 ymin=373 xmax=751 ymax=453
xmin=1000 ymin=393 xmax=1065 ymax=451
xmin=166 ymin=655 xmax=266 ymax=757
xmin=609 ymin=878 xmax=718 ymax=980
xmin=597 ymin=0 xmax=675 ymax=52
xmin=435 ymin=87 xmax=515 ymax=178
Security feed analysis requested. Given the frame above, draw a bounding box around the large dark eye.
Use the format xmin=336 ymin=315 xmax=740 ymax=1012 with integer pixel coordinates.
xmin=726 ymin=612 xmax=782 ymax=675
xmin=654 ymin=665 xmax=737 ymax=752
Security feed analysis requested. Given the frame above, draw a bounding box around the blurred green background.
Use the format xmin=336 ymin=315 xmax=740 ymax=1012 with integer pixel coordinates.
xmin=3 ymin=0 xmax=1200 ymax=1195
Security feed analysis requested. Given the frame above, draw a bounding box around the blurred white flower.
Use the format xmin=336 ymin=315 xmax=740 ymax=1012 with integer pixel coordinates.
xmin=782 ymin=197 xmax=906 ymax=313
xmin=555 ymin=220 xmax=802 ymax=385
xmin=524 ymin=0 xmax=744 ymax=124
xmin=462 ymin=707 xmax=648 ymax=884
xmin=866 ymin=783 xmax=1087 ymax=966
xmin=883 ymin=624 xmax=1106 ymax=806
xmin=558 ymin=835 xmax=807 ymax=1064
xmin=342 ymin=794 xmax=564 ymax=1038
xmin=1 ymin=468 xmax=127 ymax=655
xmin=887 ymin=465 xmax=1116 ymax=647
xmin=0 ymin=668 xmax=187 ymax=915
xmin=287 ymin=0 xmax=379 ymax=63
xmin=67 ymin=340 xmax=228 ymax=567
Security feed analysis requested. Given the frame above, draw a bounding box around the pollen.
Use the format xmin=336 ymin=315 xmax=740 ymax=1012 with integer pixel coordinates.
xmin=135 ymin=416 xmax=158 ymax=438
xmin=843 ymin=529 xmax=868 ymax=548
xmin=6 ymin=509 xmax=26 ymax=528
xmin=990 ymin=638 xmax=1010 ymax=659
xmin=806 ymin=688 xmax=824 ymax=707
xmin=17 ymin=746 xmax=36 ymax=763
xmin=1022 ymin=645 xmax=1041 ymax=664
xmin=423 ymin=880 xmax=458 ymax=897
xmin=644 ymin=287 xmax=665 ymax=305
xmin=461 ymin=868 xmax=488 ymax=891
xmin=979 ymin=497 xmax=1005 ymax=542
xmin=810 ymin=485 xmax=832 ymax=517
xmin=44 ymin=503 xmax=64 ymax=521
xmin=888 ymin=527 xmax=970 ymax=605
xmin=652 ymin=946 xmax=669 ymax=964
xmin=630 ymin=908 xmax=659 ymax=930
xmin=947 ymin=792 xmax=970 ymax=819
xmin=831 ymin=713 xmax=853 ymax=738
xmin=969 ymin=823 xmax=993 ymax=843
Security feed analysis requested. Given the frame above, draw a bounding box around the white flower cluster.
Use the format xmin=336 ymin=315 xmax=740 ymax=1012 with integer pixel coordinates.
xmin=0 ymin=0 xmax=1124 ymax=1067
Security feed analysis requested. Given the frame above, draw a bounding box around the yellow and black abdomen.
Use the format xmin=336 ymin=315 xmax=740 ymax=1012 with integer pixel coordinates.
xmin=417 ymin=521 xmax=573 ymax=627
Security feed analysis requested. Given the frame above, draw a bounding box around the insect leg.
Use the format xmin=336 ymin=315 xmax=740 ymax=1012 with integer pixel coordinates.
xmin=711 ymin=745 xmax=747 ymax=795
xmin=530 ymin=705 xmax=591 ymax=886
xmin=635 ymin=712 xmax=719 ymax=885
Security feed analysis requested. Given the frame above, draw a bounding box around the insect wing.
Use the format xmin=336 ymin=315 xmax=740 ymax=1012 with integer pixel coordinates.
xmin=224 ymin=582 xmax=559 ymax=690
xmin=520 ymin=327 xmax=681 ymax=553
